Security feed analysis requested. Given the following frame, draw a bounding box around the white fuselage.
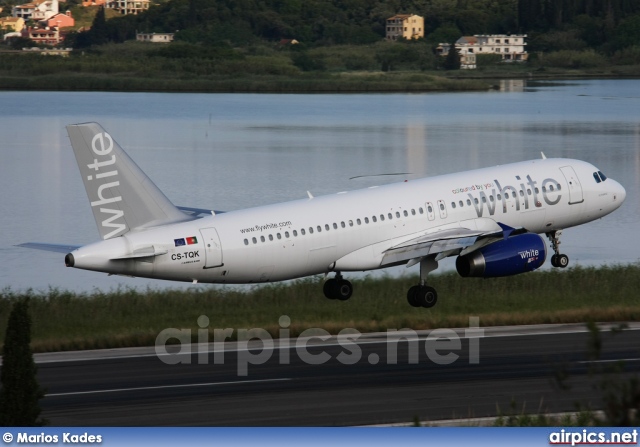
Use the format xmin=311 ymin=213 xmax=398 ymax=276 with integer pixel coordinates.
xmin=69 ymin=158 xmax=625 ymax=283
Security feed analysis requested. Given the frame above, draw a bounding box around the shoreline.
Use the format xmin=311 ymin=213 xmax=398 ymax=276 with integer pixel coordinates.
xmin=0 ymin=66 xmax=638 ymax=94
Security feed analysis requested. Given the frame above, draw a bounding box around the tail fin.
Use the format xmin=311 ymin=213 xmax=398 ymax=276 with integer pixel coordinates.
xmin=67 ymin=122 xmax=190 ymax=240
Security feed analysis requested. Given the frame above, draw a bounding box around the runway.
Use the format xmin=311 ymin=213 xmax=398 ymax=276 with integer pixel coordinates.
xmin=34 ymin=323 xmax=640 ymax=426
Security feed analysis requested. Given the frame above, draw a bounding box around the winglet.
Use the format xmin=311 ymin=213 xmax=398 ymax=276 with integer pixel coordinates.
xmin=541 ymin=152 xmax=547 ymax=160
xmin=307 ymin=191 xmax=314 ymax=199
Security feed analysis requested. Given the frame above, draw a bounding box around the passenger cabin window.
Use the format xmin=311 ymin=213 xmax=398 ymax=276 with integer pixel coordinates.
xmin=277 ymin=233 xmax=282 ymax=240
xmin=309 ymin=227 xmax=313 ymax=234
xmin=349 ymin=220 xmax=354 ymax=227
xmin=293 ymin=230 xmax=298 ymax=237
xmin=244 ymin=239 xmax=249 ymax=245
xmin=411 ymin=209 xmax=416 ymax=215
xmin=252 ymin=237 xmax=257 ymax=244
xmin=466 ymin=199 xmax=471 ymax=206
xmin=428 ymin=205 xmax=433 ymax=213
xmin=357 ymin=219 xmax=362 ymax=225
xmin=260 ymin=236 xmax=265 ymax=242
xmin=396 ymin=212 xmax=400 ymax=218
xmin=341 ymin=221 xmax=346 ymax=228
xmin=403 ymin=210 xmax=408 ymax=217
xmin=419 ymin=208 xmax=424 ymax=214
xmin=451 ymin=202 xmax=456 ymax=209
xmin=380 ymin=214 xmax=385 ymax=221
xmin=372 ymin=216 xmax=377 ymax=223
xmin=365 ymin=217 xmax=369 ymax=224
xmin=325 ymin=224 xmax=330 ymax=231
xmin=268 ymin=235 xmax=273 ymax=241
xmin=439 ymin=203 xmax=445 ymax=210
xmin=333 ymin=223 xmax=338 ymax=229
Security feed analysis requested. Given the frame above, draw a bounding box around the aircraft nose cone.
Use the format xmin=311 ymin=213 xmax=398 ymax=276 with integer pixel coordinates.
xmin=614 ymin=180 xmax=626 ymax=204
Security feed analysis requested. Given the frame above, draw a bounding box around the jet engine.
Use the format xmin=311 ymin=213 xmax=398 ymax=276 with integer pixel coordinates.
xmin=456 ymin=233 xmax=546 ymax=278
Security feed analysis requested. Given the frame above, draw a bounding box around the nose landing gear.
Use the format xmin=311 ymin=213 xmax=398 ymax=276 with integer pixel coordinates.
xmin=546 ymin=230 xmax=569 ymax=268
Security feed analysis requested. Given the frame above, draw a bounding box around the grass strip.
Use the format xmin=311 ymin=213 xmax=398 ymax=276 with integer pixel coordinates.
xmin=1 ymin=264 xmax=639 ymax=353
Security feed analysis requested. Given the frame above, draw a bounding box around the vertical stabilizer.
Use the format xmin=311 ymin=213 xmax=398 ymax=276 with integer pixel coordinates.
xmin=67 ymin=122 xmax=190 ymax=239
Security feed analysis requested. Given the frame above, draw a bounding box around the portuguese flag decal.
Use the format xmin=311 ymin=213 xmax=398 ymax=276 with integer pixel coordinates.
xmin=186 ymin=236 xmax=198 ymax=245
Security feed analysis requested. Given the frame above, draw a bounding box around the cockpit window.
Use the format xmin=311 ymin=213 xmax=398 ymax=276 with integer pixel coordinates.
xmin=593 ymin=171 xmax=607 ymax=183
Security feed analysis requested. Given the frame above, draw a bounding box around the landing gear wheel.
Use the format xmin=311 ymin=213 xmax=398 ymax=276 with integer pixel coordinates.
xmin=557 ymin=254 xmax=569 ymax=268
xmin=417 ymin=286 xmax=438 ymax=308
xmin=335 ymin=279 xmax=353 ymax=301
xmin=407 ymin=285 xmax=421 ymax=308
xmin=551 ymin=254 xmax=559 ymax=268
xmin=407 ymin=285 xmax=438 ymax=308
xmin=323 ymin=279 xmax=338 ymax=299
xmin=323 ymin=275 xmax=352 ymax=300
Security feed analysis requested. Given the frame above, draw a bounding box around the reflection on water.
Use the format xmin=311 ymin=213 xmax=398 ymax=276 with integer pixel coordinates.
xmin=1 ymin=79 xmax=638 ymax=292
xmin=499 ymin=79 xmax=525 ymax=92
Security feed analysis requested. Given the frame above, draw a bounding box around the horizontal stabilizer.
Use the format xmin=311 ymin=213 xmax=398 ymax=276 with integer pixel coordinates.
xmin=17 ymin=242 xmax=82 ymax=253
xmin=110 ymin=245 xmax=168 ymax=260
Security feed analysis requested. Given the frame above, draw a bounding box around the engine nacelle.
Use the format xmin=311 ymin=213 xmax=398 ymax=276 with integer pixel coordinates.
xmin=456 ymin=233 xmax=547 ymax=278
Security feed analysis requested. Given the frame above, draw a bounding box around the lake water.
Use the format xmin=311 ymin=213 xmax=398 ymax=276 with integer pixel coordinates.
xmin=1 ymin=79 xmax=638 ymax=293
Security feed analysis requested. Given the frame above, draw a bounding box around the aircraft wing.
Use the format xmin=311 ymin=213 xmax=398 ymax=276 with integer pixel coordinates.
xmin=177 ymin=206 xmax=226 ymax=217
xmin=17 ymin=242 xmax=83 ymax=253
xmin=380 ymin=220 xmax=524 ymax=267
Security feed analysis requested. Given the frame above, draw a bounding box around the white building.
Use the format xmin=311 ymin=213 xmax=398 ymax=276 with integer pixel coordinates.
xmin=106 ymin=0 xmax=149 ymax=15
xmin=136 ymin=32 xmax=174 ymax=43
xmin=12 ymin=0 xmax=58 ymax=21
xmin=437 ymin=34 xmax=528 ymax=68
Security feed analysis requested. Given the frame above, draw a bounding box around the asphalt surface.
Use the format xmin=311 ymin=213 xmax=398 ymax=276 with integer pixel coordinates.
xmin=30 ymin=323 xmax=640 ymax=426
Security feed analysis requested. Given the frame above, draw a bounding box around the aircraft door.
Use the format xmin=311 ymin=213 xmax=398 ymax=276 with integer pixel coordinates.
xmin=437 ymin=200 xmax=447 ymax=219
xmin=425 ymin=202 xmax=435 ymax=221
xmin=559 ymin=166 xmax=584 ymax=204
xmin=199 ymin=227 xmax=223 ymax=268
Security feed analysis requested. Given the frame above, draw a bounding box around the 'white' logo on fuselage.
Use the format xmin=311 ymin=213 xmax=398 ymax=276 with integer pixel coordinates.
xmin=86 ymin=132 xmax=126 ymax=239
xmin=465 ymin=175 xmax=562 ymax=218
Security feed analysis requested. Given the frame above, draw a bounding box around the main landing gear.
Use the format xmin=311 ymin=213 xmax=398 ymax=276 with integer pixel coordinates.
xmin=407 ymin=257 xmax=439 ymax=308
xmin=546 ymin=230 xmax=569 ymax=268
xmin=323 ymin=272 xmax=353 ymax=301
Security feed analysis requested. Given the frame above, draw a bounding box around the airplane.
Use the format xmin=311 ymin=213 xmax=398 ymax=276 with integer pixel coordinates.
xmin=19 ymin=122 xmax=626 ymax=308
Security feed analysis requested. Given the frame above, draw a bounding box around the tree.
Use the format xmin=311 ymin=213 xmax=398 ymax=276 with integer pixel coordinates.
xmin=90 ymin=6 xmax=109 ymax=46
xmin=0 ymin=299 xmax=46 ymax=426
xmin=443 ymin=42 xmax=461 ymax=70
